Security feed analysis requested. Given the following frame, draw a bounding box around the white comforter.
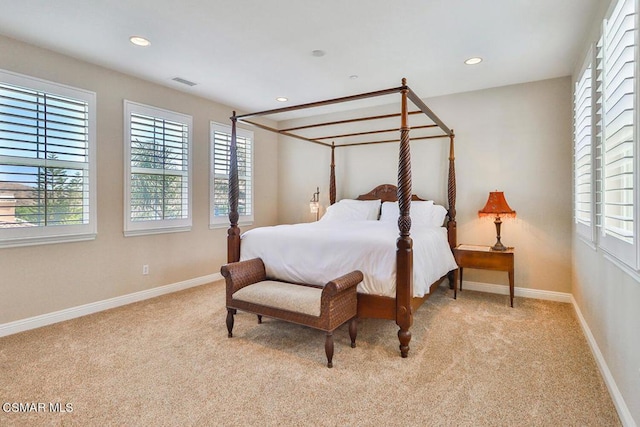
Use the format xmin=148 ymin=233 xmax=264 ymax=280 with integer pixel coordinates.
xmin=240 ymin=221 xmax=458 ymax=298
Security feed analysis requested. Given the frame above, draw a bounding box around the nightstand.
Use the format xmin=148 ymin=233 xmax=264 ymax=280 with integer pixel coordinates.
xmin=453 ymin=244 xmax=515 ymax=307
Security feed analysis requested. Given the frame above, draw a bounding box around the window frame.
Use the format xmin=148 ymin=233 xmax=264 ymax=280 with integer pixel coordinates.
xmin=0 ymin=69 xmax=97 ymax=248
xmin=123 ymin=100 xmax=192 ymax=237
xmin=597 ymin=0 xmax=639 ymax=269
xmin=209 ymin=121 xmax=254 ymax=228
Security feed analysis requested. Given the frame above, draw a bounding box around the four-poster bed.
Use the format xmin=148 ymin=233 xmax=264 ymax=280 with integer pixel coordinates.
xmin=226 ymin=79 xmax=457 ymax=357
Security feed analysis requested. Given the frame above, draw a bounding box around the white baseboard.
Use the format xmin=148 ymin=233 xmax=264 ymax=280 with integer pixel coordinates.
xmin=571 ymin=296 xmax=636 ymax=427
xmin=460 ymin=280 xmax=572 ymax=303
xmin=0 ymin=273 xmax=223 ymax=338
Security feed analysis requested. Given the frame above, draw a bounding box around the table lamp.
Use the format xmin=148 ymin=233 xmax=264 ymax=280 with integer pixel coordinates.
xmin=309 ymin=187 xmax=320 ymax=221
xmin=478 ymin=191 xmax=516 ymax=251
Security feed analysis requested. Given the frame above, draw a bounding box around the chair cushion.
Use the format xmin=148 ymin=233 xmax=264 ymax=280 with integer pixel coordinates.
xmin=233 ymin=280 xmax=322 ymax=317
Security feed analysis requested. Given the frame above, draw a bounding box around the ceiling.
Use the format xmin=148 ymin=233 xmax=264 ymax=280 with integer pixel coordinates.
xmin=0 ymin=0 xmax=602 ymax=119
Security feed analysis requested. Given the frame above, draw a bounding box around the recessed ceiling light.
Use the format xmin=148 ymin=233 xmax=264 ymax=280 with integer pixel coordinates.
xmin=464 ymin=57 xmax=482 ymax=65
xmin=311 ymin=50 xmax=326 ymax=57
xmin=276 ymin=97 xmax=288 ymax=102
xmin=349 ymin=75 xmax=359 ymax=80
xmin=129 ymin=36 xmax=151 ymax=47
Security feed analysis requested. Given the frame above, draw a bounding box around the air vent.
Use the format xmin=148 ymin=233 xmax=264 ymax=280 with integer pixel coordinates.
xmin=172 ymin=77 xmax=197 ymax=87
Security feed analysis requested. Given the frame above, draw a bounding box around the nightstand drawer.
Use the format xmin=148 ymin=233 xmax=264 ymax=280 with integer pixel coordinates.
xmin=454 ymin=250 xmax=513 ymax=271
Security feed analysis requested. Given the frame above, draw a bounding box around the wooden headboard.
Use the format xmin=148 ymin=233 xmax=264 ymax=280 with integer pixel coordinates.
xmin=356 ymin=184 xmax=426 ymax=202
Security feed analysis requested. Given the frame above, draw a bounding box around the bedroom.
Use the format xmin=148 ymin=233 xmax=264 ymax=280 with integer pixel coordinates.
xmin=0 ymin=0 xmax=637 ymax=425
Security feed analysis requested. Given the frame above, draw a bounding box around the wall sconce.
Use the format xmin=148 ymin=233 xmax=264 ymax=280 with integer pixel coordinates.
xmin=478 ymin=191 xmax=516 ymax=251
xmin=309 ymin=187 xmax=320 ymax=221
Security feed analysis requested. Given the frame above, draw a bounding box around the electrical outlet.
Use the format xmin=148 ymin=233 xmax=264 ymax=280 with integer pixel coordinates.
xmin=142 ymin=265 xmax=149 ymax=275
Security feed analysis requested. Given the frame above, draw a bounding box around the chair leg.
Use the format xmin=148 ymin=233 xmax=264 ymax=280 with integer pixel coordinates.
xmin=226 ymin=308 xmax=236 ymax=338
xmin=257 ymin=315 xmax=262 ymax=324
xmin=325 ymin=332 xmax=334 ymax=368
xmin=349 ymin=317 xmax=357 ymax=348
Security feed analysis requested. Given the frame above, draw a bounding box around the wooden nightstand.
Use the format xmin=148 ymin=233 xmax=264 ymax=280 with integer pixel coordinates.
xmin=453 ymin=244 xmax=515 ymax=307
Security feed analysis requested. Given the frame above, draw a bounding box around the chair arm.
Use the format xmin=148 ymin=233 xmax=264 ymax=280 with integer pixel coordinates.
xmin=322 ymin=270 xmax=363 ymax=297
xmin=220 ymin=258 xmax=267 ymax=295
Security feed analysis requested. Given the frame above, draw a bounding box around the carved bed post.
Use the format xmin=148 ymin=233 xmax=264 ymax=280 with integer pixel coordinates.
xmin=330 ymin=142 xmax=336 ymax=205
xmin=446 ymin=131 xmax=458 ymax=289
xmin=227 ymin=112 xmax=241 ymax=263
xmin=396 ymin=78 xmax=413 ymax=358
xmin=447 ymin=131 xmax=457 ymax=249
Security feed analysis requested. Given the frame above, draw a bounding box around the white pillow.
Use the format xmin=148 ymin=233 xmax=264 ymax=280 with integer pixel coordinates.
xmin=379 ymin=201 xmax=400 ymax=223
xmin=380 ymin=202 xmax=400 ymax=222
xmin=430 ymin=204 xmax=448 ymax=227
xmin=321 ymin=199 xmax=381 ymax=221
xmin=379 ymin=200 xmax=447 ymax=227
xmin=341 ymin=199 xmax=382 ymax=220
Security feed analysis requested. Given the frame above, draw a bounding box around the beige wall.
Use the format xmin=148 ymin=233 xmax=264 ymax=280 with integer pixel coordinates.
xmin=571 ymin=0 xmax=640 ymax=423
xmin=0 ymin=35 xmax=279 ymax=324
xmin=279 ymin=77 xmax=573 ymax=293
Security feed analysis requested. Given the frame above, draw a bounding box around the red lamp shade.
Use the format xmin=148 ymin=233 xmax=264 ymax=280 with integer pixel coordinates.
xmin=478 ymin=191 xmax=516 ymax=251
xmin=478 ymin=192 xmax=516 ymax=218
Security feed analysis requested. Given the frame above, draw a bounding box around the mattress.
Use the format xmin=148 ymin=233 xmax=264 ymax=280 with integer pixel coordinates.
xmin=240 ymin=220 xmax=458 ymax=298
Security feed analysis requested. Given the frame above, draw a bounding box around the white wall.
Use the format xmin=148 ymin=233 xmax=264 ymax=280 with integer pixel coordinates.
xmin=573 ymin=242 xmax=640 ymax=423
xmin=571 ymin=0 xmax=640 ymax=424
xmin=0 ymin=35 xmax=279 ymax=324
xmin=278 ymin=77 xmax=573 ymax=294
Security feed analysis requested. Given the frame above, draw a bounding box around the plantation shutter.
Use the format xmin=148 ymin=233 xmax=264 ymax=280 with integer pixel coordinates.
xmin=211 ymin=123 xmax=253 ymax=225
xmin=574 ymin=62 xmax=593 ymax=230
xmin=129 ymin=112 xmax=189 ymax=221
xmin=0 ymin=82 xmax=90 ymax=227
xmin=602 ymin=0 xmax=636 ymax=244
xmin=124 ymin=101 xmax=192 ymax=237
xmin=595 ymin=37 xmax=605 ymax=230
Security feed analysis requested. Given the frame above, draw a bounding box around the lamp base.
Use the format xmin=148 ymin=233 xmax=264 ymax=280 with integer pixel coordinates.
xmin=491 ymin=241 xmax=507 ymax=251
xmin=491 ymin=215 xmax=507 ymax=251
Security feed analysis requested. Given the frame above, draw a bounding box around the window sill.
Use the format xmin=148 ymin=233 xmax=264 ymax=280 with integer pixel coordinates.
xmin=576 ymin=235 xmax=597 ymax=251
xmin=209 ymin=220 xmax=254 ymax=230
xmin=0 ymin=232 xmax=97 ymax=249
xmin=124 ymin=226 xmax=191 ymax=237
xmin=601 ymin=251 xmax=640 ymax=285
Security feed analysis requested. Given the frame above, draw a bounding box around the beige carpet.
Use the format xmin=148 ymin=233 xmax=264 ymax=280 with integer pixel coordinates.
xmin=0 ymin=281 xmax=620 ymax=426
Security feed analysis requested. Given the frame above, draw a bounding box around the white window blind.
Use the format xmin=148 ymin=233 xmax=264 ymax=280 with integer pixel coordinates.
xmin=210 ymin=122 xmax=253 ymax=227
xmin=0 ymin=70 xmax=96 ymax=247
xmin=574 ymin=60 xmax=593 ymax=234
xmin=595 ymin=36 xmax=605 ymax=230
xmin=124 ymin=101 xmax=192 ymax=236
xmin=600 ymin=0 xmax=637 ymax=266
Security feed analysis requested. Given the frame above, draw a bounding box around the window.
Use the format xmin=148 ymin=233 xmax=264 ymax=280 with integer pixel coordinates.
xmin=573 ymin=0 xmax=640 ymax=272
xmin=210 ymin=122 xmax=253 ymax=227
xmin=0 ymin=69 xmax=96 ymax=248
xmin=124 ymin=101 xmax=192 ymax=236
xmin=574 ymin=54 xmax=594 ymax=241
xmin=599 ymin=0 xmax=637 ymax=267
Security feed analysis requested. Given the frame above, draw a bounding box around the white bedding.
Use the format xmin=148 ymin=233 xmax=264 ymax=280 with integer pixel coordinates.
xmin=240 ymin=221 xmax=458 ymax=298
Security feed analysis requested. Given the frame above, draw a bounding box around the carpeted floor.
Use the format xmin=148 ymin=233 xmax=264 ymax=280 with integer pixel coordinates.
xmin=0 ymin=281 xmax=620 ymax=426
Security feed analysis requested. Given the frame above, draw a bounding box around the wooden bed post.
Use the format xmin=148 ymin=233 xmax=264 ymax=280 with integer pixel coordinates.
xmin=330 ymin=142 xmax=336 ymax=205
xmin=396 ymin=79 xmax=413 ymax=358
xmin=227 ymin=112 xmax=241 ymax=263
xmin=447 ymin=131 xmax=457 ymax=249
xmin=446 ymin=131 xmax=458 ymax=289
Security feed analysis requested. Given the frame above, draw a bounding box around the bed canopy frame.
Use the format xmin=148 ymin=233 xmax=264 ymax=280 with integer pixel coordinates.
xmin=226 ymin=78 xmax=456 ymax=358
